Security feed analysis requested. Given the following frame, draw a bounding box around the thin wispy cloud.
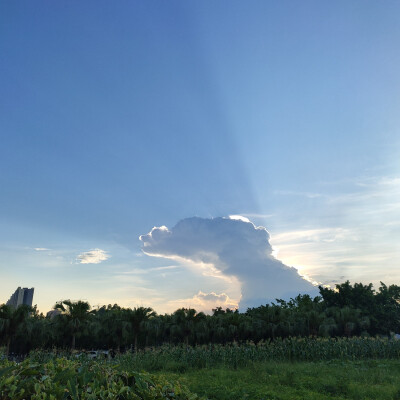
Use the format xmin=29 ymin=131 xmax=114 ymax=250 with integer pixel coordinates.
xmin=272 ymin=228 xmax=353 ymax=245
xmin=240 ymin=213 xmax=275 ymax=219
xmin=274 ymin=190 xmax=324 ymax=199
xmin=269 ymin=174 xmax=400 ymax=287
xmin=150 ymin=265 xmax=181 ymax=272
xmin=77 ymin=249 xmax=110 ymax=264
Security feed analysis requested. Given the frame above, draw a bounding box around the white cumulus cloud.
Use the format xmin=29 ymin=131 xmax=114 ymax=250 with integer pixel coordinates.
xmin=167 ymin=291 xmax=238 ymax=313
xmin=77 ymin=248 xmax=110 ymax=264
xmin=140 ymin=216 xmax=317 ymax=310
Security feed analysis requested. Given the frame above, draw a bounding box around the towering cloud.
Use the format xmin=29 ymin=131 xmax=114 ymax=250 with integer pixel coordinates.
xmin=140 ymin=217 xmax=317 ymax=310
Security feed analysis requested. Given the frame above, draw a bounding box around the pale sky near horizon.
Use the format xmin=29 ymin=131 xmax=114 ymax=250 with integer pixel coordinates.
xmin=1 ymin=1 xmax=400 ymax=313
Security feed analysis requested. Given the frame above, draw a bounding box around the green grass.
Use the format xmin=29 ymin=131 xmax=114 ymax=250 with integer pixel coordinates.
xmin=7 ymin=341 xmax=400 ymax=399
xmin=155 ymin=361 xmax=400 ymax=400
xmin=4 ymin=356 xmax=400 ymax=399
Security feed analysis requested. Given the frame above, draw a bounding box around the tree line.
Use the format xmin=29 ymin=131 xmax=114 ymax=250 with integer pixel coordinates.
xmin=1 ymin=281 xmax=400 ymax=355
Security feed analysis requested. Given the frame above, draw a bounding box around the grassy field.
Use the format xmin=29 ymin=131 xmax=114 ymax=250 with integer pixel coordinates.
xmin=156 ymin=360 xmax=400 ymax=400
xmin=4 ymin=357 xmax=400 ymax=399
xmin=110 ymin=339 xmax=400 ymax=400
xmin=4 ymin=339 xmax=400 ymax=399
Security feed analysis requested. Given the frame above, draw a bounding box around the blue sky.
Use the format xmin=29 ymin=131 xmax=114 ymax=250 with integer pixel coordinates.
xmin=1 ymin=1 xmax=400 ymax=313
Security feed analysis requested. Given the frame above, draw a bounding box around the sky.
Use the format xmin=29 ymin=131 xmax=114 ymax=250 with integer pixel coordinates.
xmin=1 ymin=1 xmax=400 ymax=313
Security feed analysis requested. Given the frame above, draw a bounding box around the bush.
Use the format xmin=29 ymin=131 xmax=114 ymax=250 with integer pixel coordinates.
xmin=0 ymin=357 xmax=201 ymax=399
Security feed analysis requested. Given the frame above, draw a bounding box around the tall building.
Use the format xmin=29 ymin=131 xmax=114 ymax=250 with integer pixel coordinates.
xmin=6 ymin=287 xmax=34 ymax=308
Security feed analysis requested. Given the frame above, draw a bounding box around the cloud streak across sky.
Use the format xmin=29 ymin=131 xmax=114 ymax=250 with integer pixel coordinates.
xmin=140 ymin=216 xmax=317 ymax=310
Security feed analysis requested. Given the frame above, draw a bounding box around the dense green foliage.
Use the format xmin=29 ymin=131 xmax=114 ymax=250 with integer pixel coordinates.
xmin=115 ymin=338 xmax=400 ymax=371
xmin=25 ymin=338 xmax=400 ymax=370
xmin=3 ymin=349 xmax=400 ymax=399
xmin=0 ymin=304 xmax=32 ymax=356
xmin=0 ymin=357 xmax=200 ymax=399
xmin=1 ymin=281 xmax=400 ymax=354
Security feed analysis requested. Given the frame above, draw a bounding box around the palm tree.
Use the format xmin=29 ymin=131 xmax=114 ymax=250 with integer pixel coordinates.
xmin=145 ymin=315 xmax=163 ymax=347
xmin=94 ymin=305 xmax=130 ymax=352
xmin=0 ymin=304 xmax=31 ymax=356
xmin=125 ymin=307 xmax=156 ymax=352
xmin=54 ymin=300 xmax=91 ymax=350
xmin=172 ymin=308 xmax=206 ymax=346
